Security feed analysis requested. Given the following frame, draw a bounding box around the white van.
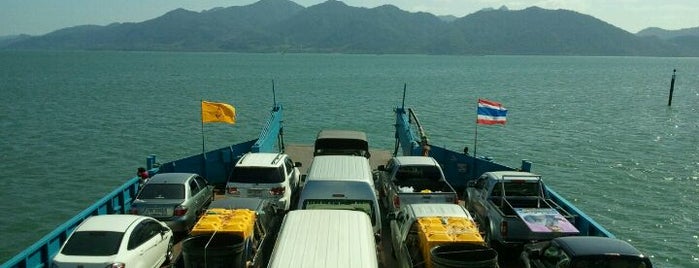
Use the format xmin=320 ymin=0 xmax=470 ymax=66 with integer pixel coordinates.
xmin=267 ymin=210 xmax=379 ymax=268
xmin=301 ymin=155 xmax=375 ymax=189
xmin=297 ymin=155 xmax=381 ymax=234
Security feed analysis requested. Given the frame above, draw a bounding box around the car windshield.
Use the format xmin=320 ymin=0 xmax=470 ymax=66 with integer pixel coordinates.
xmin=139 ymin=184 xmax=184 ymax=199
xmin=61 ymin=231 xmax=123 ymax=256
xmin=302 ymin=199 xmax=376 ymax=225
xmin=231 ymin=167 xmax=284 ymax=183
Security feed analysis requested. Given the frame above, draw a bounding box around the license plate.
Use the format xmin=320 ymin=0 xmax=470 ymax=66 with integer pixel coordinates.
xmin=247 ymin=189 xmax=264 ymax=196
xmin=144 ymin=208 xmax=168 ymax=217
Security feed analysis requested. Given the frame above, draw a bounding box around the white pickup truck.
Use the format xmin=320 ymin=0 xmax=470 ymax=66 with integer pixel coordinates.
xmin=387 ymin=203 xmax=498 ymax=268
xmin=376 ymin=156 xmax=458 ymax=214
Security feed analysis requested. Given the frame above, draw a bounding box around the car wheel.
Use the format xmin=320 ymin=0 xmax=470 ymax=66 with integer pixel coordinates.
xmin=483 ymin=221 xmax=492 ymax=247
xmin=164 ymin=237 xmax=174 ymax=265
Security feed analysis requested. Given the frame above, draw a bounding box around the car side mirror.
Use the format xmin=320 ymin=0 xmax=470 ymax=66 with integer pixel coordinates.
xmin=301 ymin=174 xmax=307 ymax=183
xmin=378 ymin=165 xmax=386 ymax=171
xmin=295 ymin=162 xmax=302 ymax=167
xmin=386 ymin=212 xmax=397 ymax=220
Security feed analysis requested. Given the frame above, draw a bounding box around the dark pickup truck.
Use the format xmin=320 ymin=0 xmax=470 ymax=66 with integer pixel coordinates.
xmin=465 ymin=171 xmax=579 ymax=248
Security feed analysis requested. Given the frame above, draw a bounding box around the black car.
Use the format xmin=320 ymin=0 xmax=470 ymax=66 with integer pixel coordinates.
xmin=521 ymin=236 xmax=653 ymax=268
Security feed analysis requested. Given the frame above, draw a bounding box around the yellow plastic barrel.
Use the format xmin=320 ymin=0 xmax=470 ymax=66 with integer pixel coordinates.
xmin=190 ymin=208 xmax=256 ymax=238
xmin=416 ymin=217 xmax=485 ymax=268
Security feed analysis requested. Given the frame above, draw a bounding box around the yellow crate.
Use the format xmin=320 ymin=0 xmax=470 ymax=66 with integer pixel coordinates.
xmin=417 ymin=217 xmax=485 ymax=268
xmin=190 ymin=208 xmax=256 ymax=238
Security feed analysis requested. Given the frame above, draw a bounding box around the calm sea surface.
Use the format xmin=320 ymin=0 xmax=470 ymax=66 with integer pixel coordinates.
xmin=1 ymin=51 xmax=698 ymax=267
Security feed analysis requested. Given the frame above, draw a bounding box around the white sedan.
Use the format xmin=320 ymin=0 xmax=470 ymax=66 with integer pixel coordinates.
xmin=52 ymin=214 xmax=174 ymax=268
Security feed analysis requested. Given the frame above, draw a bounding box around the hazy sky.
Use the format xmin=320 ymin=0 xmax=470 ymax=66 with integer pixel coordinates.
xmin=2 ymin=0 xmax=698 ymax=36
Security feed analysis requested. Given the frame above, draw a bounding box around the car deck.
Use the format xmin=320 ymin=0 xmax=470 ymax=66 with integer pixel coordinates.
xmin=167 ymin=144 xmax=521 ymax=268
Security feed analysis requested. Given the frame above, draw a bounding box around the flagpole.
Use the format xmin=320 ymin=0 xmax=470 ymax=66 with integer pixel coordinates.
xmin=201 ymin=99 xmax=206 ymax=158
xmin=474 ymin=119 xmax=478 ymax=157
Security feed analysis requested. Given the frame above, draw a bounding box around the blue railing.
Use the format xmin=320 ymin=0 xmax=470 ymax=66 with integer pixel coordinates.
xmin=2 ymin=104 xmax=285 ymax=268
xmin=252 ymin=103 xmax=283 ymax=153
xmin=3 ymin=178 xmax=140 ymax=268
xmin=393 ymin=106 xmax=613 ymax=238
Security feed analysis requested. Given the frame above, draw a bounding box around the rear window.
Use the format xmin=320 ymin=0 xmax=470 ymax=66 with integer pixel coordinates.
xmin=302 ymin=199 xmax=376 ymax=225
xmin=62 ymin=231 xmax=123 ymax=256
xmin=314 ymin=139 xmax=368 ymax=156
xmin=492 ymin=181 xmax=541 ymax=197
xmin=396 ymin=165 xmax=442 ymax=181
xmin=231 ymin=167 xmax=284 ymax=183
xmin=139 ymin=184 xmax=184 ymax=199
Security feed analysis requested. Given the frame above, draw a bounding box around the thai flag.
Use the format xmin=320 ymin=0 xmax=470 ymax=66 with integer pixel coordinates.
xmin=477 ymin=98 xmax=507 ymax=125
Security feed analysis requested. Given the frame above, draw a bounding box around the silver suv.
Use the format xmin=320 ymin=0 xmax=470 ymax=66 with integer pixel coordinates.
xmin=130 ymin=173 xmax=214 ymax=234
xmin=226 ymin=153 xmax=302 ymax=211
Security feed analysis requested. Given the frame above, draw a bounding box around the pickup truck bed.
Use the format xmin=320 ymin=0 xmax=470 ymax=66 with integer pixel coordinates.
xmin=394 ymin=178 xmax=454 ymax=193
xmin=490 ymin=197 xmax=575 ymax=221
xmin=389 ymin=203 xmax=498 ymax=268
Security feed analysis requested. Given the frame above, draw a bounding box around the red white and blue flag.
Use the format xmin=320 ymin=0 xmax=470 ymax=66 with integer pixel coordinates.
xmin=476 ymin=98 xmax=507 ymax=125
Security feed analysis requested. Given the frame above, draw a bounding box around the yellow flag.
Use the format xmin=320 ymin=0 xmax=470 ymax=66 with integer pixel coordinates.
xmin=201 ymin=101 xmax=236 ymax=124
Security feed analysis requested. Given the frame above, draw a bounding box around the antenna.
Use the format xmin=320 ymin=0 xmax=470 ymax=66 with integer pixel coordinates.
xmin=401 ymin=83 xmax=407 ymax=109
xmin=272 ymin=79 xmax=277 ymax=107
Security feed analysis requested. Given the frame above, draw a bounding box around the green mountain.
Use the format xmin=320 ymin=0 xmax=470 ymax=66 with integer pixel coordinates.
xmin=447 ymin=7 xmax=674 ymax=56
xmin=3 ymin=0 xmax=697 ymax=56
xmin=6 ymin=0 xmax=304 ymax=51
xmin=636 ymin=27 xmax=699 ymax=56
xmin=637 ymin=26 xmax=699 ymax=39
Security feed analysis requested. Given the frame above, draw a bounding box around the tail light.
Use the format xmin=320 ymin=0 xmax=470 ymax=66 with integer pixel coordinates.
xmin=227 ymin=187 xmax=239 ymax=195
xmin=108 ymin=263 xmax=126 ymax=268
xmin=129 ymin=207 xmax=139 ymax=215
xmin=269 ymin=187 xmax=285 ymax=196
xmin=174 ymin=206 xmax=188 ymax=216
xmin=393 ymin=196 xmax=400 ymax=208
xmin=500 ymin=221 xmax=508 ymax=238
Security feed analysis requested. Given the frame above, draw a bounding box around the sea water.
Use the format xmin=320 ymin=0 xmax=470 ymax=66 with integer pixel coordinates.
xmin=1 ymin=51 xmax=698 ymax=267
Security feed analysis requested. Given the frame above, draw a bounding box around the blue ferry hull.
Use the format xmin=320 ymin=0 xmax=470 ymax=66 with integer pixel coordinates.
xmin=2 ymin=104 xmax=612 ymax=268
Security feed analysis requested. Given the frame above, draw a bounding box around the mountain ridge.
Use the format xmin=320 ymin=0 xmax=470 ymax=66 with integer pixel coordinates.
xmin=3 ymin=0 xmax=697 ymax=56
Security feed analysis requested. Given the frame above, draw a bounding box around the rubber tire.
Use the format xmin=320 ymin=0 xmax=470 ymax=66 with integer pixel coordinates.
xmin=164 ymin=237 xmax=174 ymax=265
